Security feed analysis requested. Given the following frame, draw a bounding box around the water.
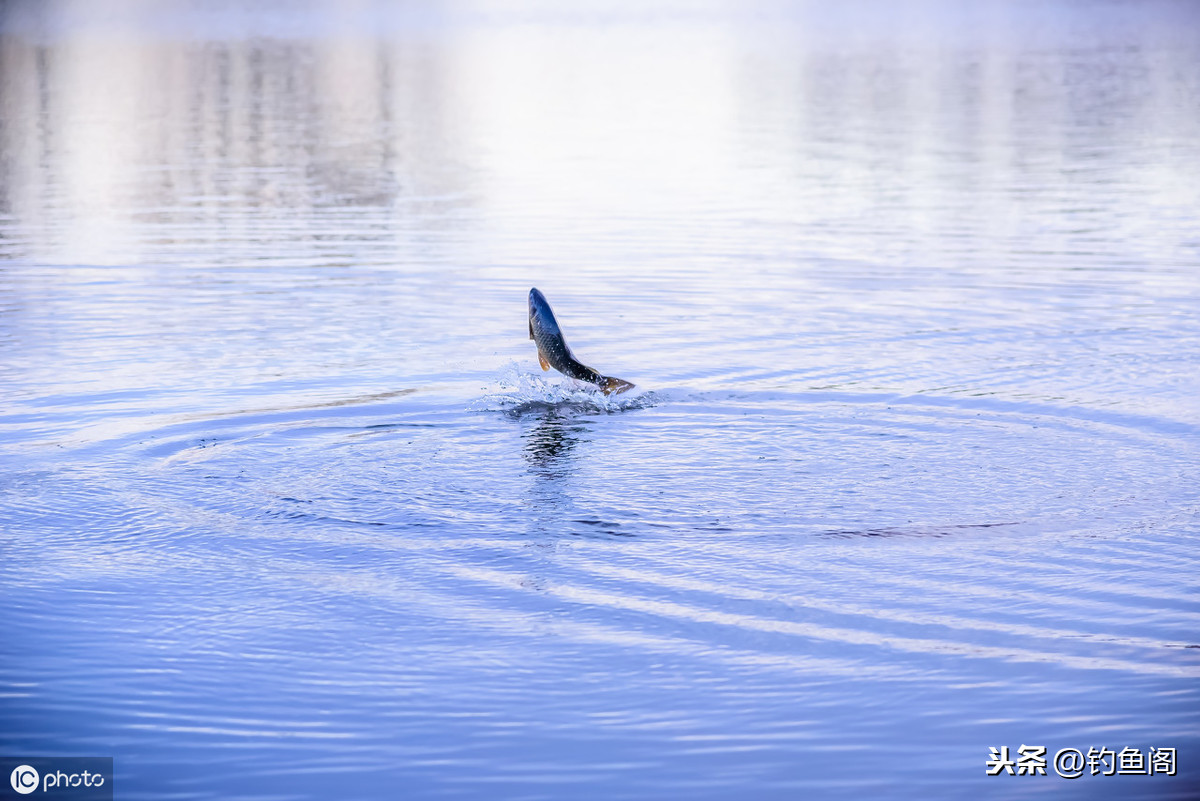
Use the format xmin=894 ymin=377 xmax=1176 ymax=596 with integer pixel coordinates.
xmin=2 ymin=1 xmax=1199 ymax=798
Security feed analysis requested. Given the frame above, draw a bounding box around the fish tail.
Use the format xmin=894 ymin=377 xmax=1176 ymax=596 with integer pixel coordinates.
xmin=600 ymin=376 xmax=635 ymax=396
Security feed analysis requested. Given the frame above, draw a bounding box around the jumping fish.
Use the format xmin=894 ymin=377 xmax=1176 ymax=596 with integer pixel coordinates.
xmin=528 ymin=287 xmax=634 ymax=396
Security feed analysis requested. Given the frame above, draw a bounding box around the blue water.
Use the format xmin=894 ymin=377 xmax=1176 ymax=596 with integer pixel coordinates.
xmin=2 ymin=1 xmax=1199 ymax=799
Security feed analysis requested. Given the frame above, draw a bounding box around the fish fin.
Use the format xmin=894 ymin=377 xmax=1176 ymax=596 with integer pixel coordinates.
xmin=538 ymin=349 xmax=550 ymax=371
xmin=600 ymin=376 xmax=635 ymax=396
xmin=529 ymin=319 xmax=535 ymax=340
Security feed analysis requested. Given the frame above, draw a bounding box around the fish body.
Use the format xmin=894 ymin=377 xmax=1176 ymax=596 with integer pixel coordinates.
xmin=528 ymin=287 xmax=634 ymax=396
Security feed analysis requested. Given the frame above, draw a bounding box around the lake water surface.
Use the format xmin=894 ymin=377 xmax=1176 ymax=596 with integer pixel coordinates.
xmin=2 ymin=1 xmax=1199 ymax=799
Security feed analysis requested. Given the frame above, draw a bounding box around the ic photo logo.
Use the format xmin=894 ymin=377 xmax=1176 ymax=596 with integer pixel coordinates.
xmin=10 ymin=765 xmax=38 ymax=795
xmin=2 ymin=758 xmax=111 ymax=800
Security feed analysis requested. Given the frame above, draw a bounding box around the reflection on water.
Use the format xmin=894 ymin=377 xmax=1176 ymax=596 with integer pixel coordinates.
xmin=523 ymin=410 xmax=584 ymax=475
xmin=2 ymin=0 xmax=1198 ymax=274
xmin=2 ymin=1 xmax=1200 ymax=800
xmin=0 ymin=15 xmax=468 ymax=267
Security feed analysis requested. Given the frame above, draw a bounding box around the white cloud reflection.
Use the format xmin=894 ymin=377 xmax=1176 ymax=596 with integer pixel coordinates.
xmin=0 ymin=0 xmax=1197 ymax=275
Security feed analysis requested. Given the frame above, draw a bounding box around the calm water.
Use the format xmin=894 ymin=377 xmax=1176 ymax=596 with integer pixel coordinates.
xmin=2 ymin=1 xmax=1199 ymax=799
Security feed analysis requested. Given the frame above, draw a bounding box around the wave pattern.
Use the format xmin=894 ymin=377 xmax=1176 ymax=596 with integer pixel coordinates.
xmin=5 ymin=381 xmax=1199 ymax=799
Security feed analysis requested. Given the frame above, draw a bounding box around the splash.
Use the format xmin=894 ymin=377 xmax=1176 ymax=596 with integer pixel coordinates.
xmin=471 ymin=362 xmax=658 ymax=416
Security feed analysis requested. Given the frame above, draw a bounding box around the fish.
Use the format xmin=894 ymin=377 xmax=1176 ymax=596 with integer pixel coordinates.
xmin=528 ymin=287 xmax=635 ymax=396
